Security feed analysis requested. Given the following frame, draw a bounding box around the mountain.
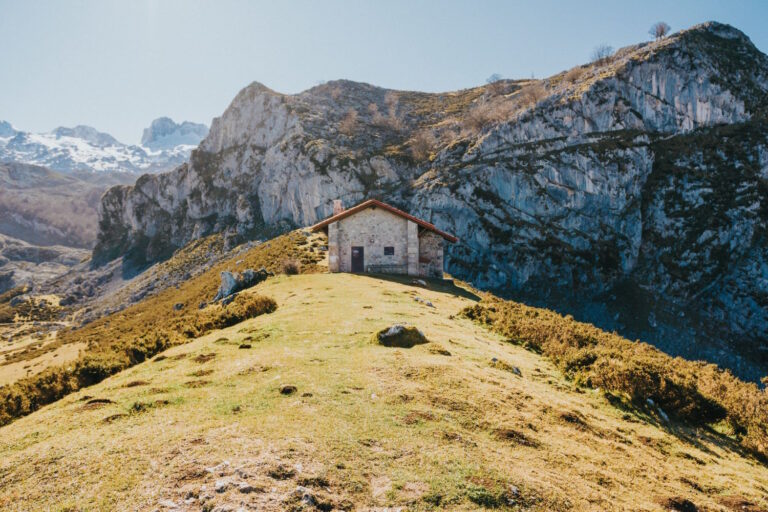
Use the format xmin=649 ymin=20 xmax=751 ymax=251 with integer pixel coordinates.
xmin=51 ymin=125 xmax=121 ymax=147
xmin=0 ymin=121 xmax=16 ymax=138
xmin=1 ymin=232 xmax=766 ymax=510
xmin=0 ymin=162 xmax=135 ymax=249
xmin=141 ymin=117 xmax=209 ymax=151
xmin=0 ymin=118 xmax=208 ymax=174
xmin=92 ymin=22 xmax=768 ymax=380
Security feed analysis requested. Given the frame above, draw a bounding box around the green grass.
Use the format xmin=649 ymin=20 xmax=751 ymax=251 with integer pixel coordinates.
xmin=0 ymin=273 xmax=766 ymax=511
xmin=0 ymin=231 xmax=322 ymax=426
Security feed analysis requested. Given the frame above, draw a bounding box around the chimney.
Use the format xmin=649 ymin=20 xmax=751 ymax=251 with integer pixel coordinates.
xmin=333 ymin=199 xmax=344 ymax=216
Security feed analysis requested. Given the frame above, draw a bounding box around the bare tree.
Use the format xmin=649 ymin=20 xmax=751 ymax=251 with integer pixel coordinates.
xmin=367 ymin=103 xmax=385 ymax=125
xmin=590 ymin=44 xmax=614 ymax=64
xmin=462 ymin=96 xmax=518 ymax=133
xmin=410 ymin=129 xmax=438 ymax=161
xmin=383 ymin=92 xmax=404 ymax=131
xmin=485 ymin=73 xmax=505 ymax=95
xmin=338 ymin=109 xmax=358 ymax=135
xmin=486 ymin=73 xmax=503 ymax=84
xmin=649 ymin=22 xmax=671 ymax=40
xmin=518 ymin=82 xmax=547 ymax=108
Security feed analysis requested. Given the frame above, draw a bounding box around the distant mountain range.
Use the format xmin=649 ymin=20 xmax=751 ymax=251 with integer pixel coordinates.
xmin=0 ymin=117 xmax=208 ymax=174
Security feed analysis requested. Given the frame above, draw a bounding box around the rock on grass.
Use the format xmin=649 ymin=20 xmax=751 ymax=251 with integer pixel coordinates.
xmin=374 ymin=325 xmax=429 ymax=348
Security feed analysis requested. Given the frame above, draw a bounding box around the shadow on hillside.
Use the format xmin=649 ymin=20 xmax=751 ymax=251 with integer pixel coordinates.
xmin=604 ymin=393 xmax=767 ymax=467
xmin=355 ymin=272 xmax=481 ymax=302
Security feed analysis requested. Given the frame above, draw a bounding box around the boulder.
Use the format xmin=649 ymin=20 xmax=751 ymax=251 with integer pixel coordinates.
xmin=374 ymin=325 xmax=429 ymax=348
xmin=212 ymin=268 xmax=272 ymax=302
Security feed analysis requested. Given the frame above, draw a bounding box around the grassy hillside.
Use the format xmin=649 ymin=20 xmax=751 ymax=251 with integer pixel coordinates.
xmin=0 ymin=273 xmax=766 ymax=511
xmin=0 ymin=230 xmax=324 ymax=424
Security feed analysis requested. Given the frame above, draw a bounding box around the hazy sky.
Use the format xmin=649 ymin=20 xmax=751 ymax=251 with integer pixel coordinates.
xmin=1 ymin=0 xmax=766 ymax=144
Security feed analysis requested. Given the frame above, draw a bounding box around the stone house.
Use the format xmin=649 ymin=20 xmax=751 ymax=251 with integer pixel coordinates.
xmin=310 ymin=199 xmax=458 ymax=278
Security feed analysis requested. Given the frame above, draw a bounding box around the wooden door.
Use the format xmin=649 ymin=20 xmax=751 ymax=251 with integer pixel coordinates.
xmin=351 ymin=246 xmax=364 ymax=273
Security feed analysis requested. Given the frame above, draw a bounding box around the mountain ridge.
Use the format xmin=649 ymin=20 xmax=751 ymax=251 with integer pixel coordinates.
xmin=0 ymin=117 xmax=208 ymax=174
xmin=93 ymin=21 xmax=768 ymax=380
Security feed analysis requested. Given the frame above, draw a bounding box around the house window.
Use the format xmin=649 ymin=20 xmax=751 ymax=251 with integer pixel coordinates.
xmin=384 ymin=246 xmax=395 ymax=256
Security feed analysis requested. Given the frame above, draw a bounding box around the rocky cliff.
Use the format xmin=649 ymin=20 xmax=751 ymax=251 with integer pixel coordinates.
xmin=94 ymin=22 xmax=768 ymax=379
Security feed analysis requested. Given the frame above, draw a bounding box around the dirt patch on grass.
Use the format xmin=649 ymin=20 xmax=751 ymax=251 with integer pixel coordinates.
xmin=718 ymin=496 xmax=765 ymax=512
xmin=188 ymin=369 xmax=213 ymax=377
xmin=101 ymin=413 xmax=128 ymax=423
xmin=123 ymin=380 xmax=150 ymax=388
xmin=427 ymin=344 xmax=451 ymax=356
xmin=657 ymin=496 xmax=699 ymax=512
xmin=558 ymin=411 xmax=591 ymax=431
xmin=79 ymin=398 xmax=115 ymax=410
xmin=493 ymin=428 xmax=539 ymax=447
xmin=185 ymin=379 xmax=210 ymax=388
xmin=403 ymin=410 xmax=436 ymax=425
xmin=193 ymin=353 xmax=216 ymax=363
xmin=130 ymin=400 xmax=170 ymax=414
xmin=267 ymin=463 xmax=296 ymax=480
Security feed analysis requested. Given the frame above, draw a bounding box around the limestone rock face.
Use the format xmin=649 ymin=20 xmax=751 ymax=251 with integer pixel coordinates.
xmin=94 ymin=22 xmax=768 ymax=379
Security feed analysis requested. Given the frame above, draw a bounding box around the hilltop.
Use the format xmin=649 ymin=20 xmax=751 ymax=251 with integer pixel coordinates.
xmin=0 ymin=230 xmax=766 ymax=511
xmin=1 ymin=270 xmax=767 ymax=511
xmin=91 ymin=22 xmax=768 ymax=380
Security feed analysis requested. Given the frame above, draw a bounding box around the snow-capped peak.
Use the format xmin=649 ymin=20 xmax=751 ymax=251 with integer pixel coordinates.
xmin=141 ymin=117 xmax=208 ymax=151
xmin=51 ymin=125 xmax=121 ymax=148
xmin=0 ymin=118 xmax=208 ymax=174
xmin=0 ymin=121 xmax=17 ymax=139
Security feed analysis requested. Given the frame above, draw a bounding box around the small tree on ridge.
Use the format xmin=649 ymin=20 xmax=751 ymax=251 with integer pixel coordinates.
xmin=649 ymin=21 xmax=671 ymax=40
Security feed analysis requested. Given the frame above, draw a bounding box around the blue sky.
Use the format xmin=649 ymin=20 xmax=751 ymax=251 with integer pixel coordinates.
xmin=1 ymin=0 xmax=766 ymax=144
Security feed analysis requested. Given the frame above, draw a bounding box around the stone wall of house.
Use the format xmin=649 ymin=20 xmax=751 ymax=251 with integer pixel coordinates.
xmin=333 ymin=207 xmax=409 ymax=273
xmin=418 ymin=231 xmax=444 ymax=278
xmin=326 ymin=205 xmax=446 ymax=277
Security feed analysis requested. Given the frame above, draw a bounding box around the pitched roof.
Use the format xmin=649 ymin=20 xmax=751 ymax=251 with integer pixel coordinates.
xmin=310 ymin=199 xmax=458 ymax=243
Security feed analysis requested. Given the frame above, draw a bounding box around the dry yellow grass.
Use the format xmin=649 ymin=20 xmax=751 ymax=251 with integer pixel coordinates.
xmin=0 ymin=230 xmax=323 ymax=425
xmin=0 ymin=340 xmax=85 ymax=387
xmin=0 ymin=273 xmax=765 ymax=511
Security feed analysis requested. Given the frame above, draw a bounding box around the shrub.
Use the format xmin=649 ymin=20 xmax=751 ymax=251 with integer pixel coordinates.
xmin=461 ymin=297 xmax=768 ymax=458
xmin=282 ymin=258 xmax=300 ymax=275
xmin=563 ymin=66 xmax=586 ymax=84
xmin=463 ymin=99 xmax=518 ymax=133
xmin=338 ymin=109 xmax=358 ymax=136
xmin=196 ymin=294 xmax=277 ymax=332
xmin=518 ymin=83 xmax=547 ymax=109
xmin=409 ymin=129 xmax=437 ymax=161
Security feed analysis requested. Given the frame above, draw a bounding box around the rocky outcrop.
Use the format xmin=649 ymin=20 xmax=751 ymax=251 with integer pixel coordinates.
xmin=0 ymin=233 xmax=89 ymax=293
xmin=212 ymin=268 xmax=271 ymax=303
xmin=94 ymin=22 xmax=768 ymax=379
